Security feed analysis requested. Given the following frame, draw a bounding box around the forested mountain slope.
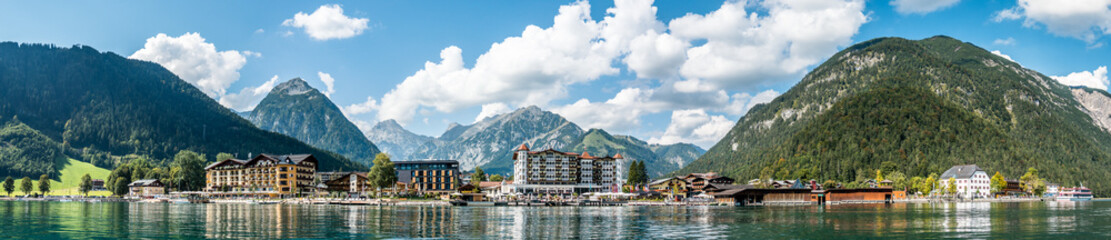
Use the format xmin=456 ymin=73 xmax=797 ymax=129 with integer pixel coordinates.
xmin=681 ymin=36 xmax=1111 ymax=195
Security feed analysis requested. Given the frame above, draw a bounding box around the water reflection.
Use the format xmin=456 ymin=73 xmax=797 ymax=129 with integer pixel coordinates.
xmin=2 ymin=201 xmax=1111 ymax=238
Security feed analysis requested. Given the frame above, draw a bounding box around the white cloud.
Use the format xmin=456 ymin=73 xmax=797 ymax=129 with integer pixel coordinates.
xmin=990 ymin=50 xmax=1017 ymax=63
xmin=724 ymin=89 xmax=780 ymax=116
xmin=669 ymin=0 xmax=869 ymax=90
xmin=626 ymin=30 xmax=688 ymax=79
xmin=553 ymin=88 xmax=655 ymax=132
xmin=254 ymin=28 xmax=265 ymax=34
xmin=283 ymin=4 xmax=369 ymax=40
xmin=1052 ymin=66 xmax=1109 ymax=90
xmin=649 ymin=109 xmax=735 ymax=148
xmin=378 ymin=1 xmax=620 ymax=123
xmin=890 ymin=0 xmax=961 ymax=15
xmin=242 ymin=51 xmax=262 ymax=58
xmin=317 ymin=72 xmax=336 ymax=97
xmin=342 ymin=96 xmax=380 ymax=116
xmin=993 ymin=37 xmax=1017 ymax=46
xmin=376 ymin=0 xmax=867 ymax=125
xmin=993 ymin=0 xmax=1111 ymax=43
xmin=218 ymin=75 xmax=281 ymax=111
xmin=474 ymin=103 xmax=513 ymax=123
xmin=130 ymin=33 xmax=248 ymax=98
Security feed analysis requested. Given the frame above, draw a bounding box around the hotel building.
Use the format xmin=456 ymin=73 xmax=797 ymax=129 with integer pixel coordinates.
xmin=507 ymin=144 xmax=624 ymax=195
xmin=939 ymin=164 xmax=990 ymax=199
xmin=395 ymin=160 xmax=460 ymax=193
xmin=204 ymin=154 xmax=317 ymax=196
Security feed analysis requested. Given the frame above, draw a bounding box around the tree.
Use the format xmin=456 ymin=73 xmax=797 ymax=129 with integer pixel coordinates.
xmin=821 ymin=180 xmax=838 ymax=189
xmin=20 ymin=177 xmax=32 ymax=196
xmin=3 ymin=177 xmax=13 ymax=196
xmin=490 ymin=174 xmax=504 ymax=182
xmin=471 ymin=167 xmax=487 ymax=183
xmin=1020 ymin=167 xmax=1041 ymax=195
xmin=113 ymin=177 xmax=130 ymax=196
xmin=887 ymin=171 xmax=907 ymax=190
xmin=367 ymin=153 xmax=397 ymax=197
xmin=947 ymin=177 xmax=957 ymax=195
xmin=875 ymin=170 xmax=884 ymax=182
xmin=635 ymin=160 xmax=648 ymax=184
xmin=171 ymin=150 xmax=207 ymax=191
xmin=626 ymin=161 xmax=641 ymax=184
xmin=79 ymin=174 xmax=93 ymax=197
xmin=37 ymin=174 xmax=51 ymax=195
xmin=990 ymin=171 xmax=1006 ymax=193
xmin=909 ymin=176 xmax=924 ymax=195
xmin=215 ymin=152 xmax=235 ymax=162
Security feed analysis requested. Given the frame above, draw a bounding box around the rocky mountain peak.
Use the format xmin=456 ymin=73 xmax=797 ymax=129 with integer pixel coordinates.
xmin=272 ymin=77 xmax=314 ymax=95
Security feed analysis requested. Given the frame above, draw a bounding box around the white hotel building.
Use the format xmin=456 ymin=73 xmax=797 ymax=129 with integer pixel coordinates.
xmin=506 ymin=144 xmax=625 ymax=195
xmin=939 ymin=164 xmax=990 ymax=199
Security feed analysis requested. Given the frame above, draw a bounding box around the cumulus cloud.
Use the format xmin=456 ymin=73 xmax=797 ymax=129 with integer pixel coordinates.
xmin=553 ymin=88 xmax=656 ymax=132
xmin=342 ymin=96 xmax=380 ymax=116
xmin=993 ymin=37 xmax=1017 ymax=46
xmin=890 ymin=0 xmax=961 ymax=14
xmin=990 ymin=50 xmax=1017 ymax=63
xmin=474 ymin=103 xmax=513 ymax=123
xmin=130 ymin=32 xmax=248 ymax=98
xmin=649 ymin=109 xmax=735 ymax=148
xmin=317 ymin=72 xmax=336 ymax=97
xmin=377 ymin=1 xmax=620 ymax=123
xmin=993 ymin=0 xmax=1111 ymax=44
xmin=219 ymin=75 xmax=281 ymax=111
xmin=283 ymin=4 xmax=369 ymax=40
xmin=669 ymin=0 xmax=869 ymax=90
xmin=724 ymin=89 xmax=780 ymax=116
xmin=378 ymin=0 xmax=867 ymax=126
xmin=1052 ymin=66 xmax=1109 ymax=90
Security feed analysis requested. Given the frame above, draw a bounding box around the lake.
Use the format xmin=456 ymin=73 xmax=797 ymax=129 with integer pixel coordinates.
xmin=1 ymin=200 xmax=1109 ymax=239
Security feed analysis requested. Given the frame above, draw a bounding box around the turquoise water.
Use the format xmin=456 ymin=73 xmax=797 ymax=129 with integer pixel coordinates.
xmin=1 ymin=200 xmax=1110 ymax=239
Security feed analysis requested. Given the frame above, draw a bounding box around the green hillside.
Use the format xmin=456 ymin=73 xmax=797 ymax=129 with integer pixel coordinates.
xmin=680 ymin=36 xmax=1111 ymax=195
xmin=1 ymin=158 xmax=112 ymax=196
xmin=0 ymin=42 xmax=366 ymax=172
xmin=568 ymin=129 xmax=703 ymax=178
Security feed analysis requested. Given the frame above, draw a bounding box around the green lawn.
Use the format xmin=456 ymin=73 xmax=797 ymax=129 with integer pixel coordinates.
xmin=1 ymin=158 xmax=112 ymax=196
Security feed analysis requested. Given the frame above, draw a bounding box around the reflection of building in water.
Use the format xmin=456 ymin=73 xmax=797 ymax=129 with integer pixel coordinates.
xmin=204 ymin=204 xmax=299 ymax=239
xmin=940 ymin=202 xmax=992 ymax=235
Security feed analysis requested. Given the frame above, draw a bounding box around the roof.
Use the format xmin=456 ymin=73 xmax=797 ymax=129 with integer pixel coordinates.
xmin=205 ymin=154 xmax=317 ymax=170
xmin=649 ymin=177 xmax=683 ymax=186
xmin=128 ymin=179 xmax=162 ymax=187
xmin=478 ymin=181 xmax=502 ymax=189
xmin=939 ymin=165 xmax=985 ymax=179
xmin=517 ymin=143 xmax=530 ymax=151
xmin=613 ymin=153 xmax=623 ymax=159
xmin=393 ymin=160 xmax=460 ymax=165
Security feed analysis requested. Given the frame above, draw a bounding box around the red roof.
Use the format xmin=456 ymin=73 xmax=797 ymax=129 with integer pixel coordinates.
xmin=517 ymin=143 xmax=530 ymax=151
xmin=581 ymin=151 xmax=593 ymax=158
xmin=613 ymin=153 xmax=623 ymax=159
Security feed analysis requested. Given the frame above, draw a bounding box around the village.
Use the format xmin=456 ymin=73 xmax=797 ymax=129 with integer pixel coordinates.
xmin=76 ymin=143 xmax=1086 ymax=207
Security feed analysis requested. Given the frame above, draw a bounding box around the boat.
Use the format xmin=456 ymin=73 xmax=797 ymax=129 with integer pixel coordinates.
xmin=1056 ymin=185 xmax=1093 ymax=201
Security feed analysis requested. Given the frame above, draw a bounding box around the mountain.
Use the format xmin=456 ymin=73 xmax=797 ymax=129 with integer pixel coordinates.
xmin=364 ymin=119 xmax=435 ymax=161
xmin=246 ymin=78 xmax=381 ymax=167
xmin=411 ymin=106 xmax=584 ymax=173
xmin=0 ymin=42 xmax=366 ymax=172
xmin=406 ymin=106 xmax=702 ymax=177
xmin=568 ymin=129 xmax=704 ymax=178
xmin=679 ymin=36 xmax=1111 ymax=195
xmin=1071 ymin=87 xmax=1111 ymax=134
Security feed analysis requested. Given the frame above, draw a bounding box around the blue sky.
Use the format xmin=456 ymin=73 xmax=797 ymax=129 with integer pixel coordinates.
xmin=2 ymin=0 xmax=1109 ymax=148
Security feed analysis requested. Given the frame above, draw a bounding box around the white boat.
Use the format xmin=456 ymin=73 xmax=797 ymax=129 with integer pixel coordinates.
xmin=1056 ymin=185 xmax=1093 ymax=201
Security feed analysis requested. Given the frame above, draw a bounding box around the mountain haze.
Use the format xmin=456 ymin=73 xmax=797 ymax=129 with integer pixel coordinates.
xmin=364 ymin=119 xmax=436 ymax=161
xmin=247 ymin=78 xmax=381 ymax=167
xmin=401 ymin=106 xmax=703 ymax=178
xmin=680 ymin=36 xmax=1111 ymax=195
